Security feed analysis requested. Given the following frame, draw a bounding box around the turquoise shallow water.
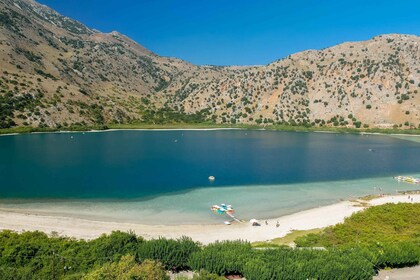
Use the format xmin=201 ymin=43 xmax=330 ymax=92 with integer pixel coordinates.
xmin=2 ymin=174 xmax=419 ymax=225
xmin=0 ymin=130 xmax=419 ymax=224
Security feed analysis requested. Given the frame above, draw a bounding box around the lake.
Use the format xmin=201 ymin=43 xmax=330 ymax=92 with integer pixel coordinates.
xmin=0 ymin=130 xmax=419 ymax=224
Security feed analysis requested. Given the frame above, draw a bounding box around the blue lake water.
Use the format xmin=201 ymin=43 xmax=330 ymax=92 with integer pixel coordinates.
xmin=0 ymin=130 xmax=419 ymax=224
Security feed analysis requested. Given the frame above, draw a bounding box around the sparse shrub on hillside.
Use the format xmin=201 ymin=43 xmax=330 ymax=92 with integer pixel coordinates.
xmin=34 ymin=68 xmax=56 ymax=80
xmin=0 ymin=92 xmax=44 ymax=128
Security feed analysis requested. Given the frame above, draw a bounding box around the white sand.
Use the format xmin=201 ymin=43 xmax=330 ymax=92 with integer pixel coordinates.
xmin=0 ymin=194 xmax=418 ymax=244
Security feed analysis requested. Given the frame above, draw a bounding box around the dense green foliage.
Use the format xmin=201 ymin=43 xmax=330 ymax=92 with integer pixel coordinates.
xmin=138 ymin=237 xmax=200 ymax=270
xmin=0 ymin=231 xmax=140 ymax=279
xmin=0 ymin=233 xmax=378 ymax=280
xmin=294 ymin=203 xmax=420 ymax=270
xmin=295 ymin=203 xmax=420 ymax=247
xmin=189 ymin=241 xmax=253 ymax=276
xmin=0 ymin=231 xmax=197 ymax=279
xmin=189 ymin=241 xmax=374 ymax=280
xmin=372 ymin=241 xmax=420 ymax=268
xmin=0 ymin=204 xmax=419 ymax=279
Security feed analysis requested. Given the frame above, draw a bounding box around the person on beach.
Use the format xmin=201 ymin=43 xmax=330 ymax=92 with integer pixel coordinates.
xmin=265 ymin=220 xmax=268 ymax=225
xmin=276 ymin=221 xmax=280 ymax=228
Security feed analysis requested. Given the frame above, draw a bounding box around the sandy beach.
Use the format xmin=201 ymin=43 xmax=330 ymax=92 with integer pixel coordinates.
xmin=0 ymin=194 xmax=418 ymax=244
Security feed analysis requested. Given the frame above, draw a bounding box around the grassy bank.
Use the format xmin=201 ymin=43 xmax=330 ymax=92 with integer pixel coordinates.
xmin=1 ymin=122 xmax=420 ymax=135
xmin=294 ymin=203 xmax=420 ymax=248
xmin=252 ymin=228 xmax=323 ymax=248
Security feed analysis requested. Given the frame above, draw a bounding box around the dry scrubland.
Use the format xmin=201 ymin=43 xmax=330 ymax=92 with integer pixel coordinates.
xmin=0 ymin=0 xmax=419 ymax=131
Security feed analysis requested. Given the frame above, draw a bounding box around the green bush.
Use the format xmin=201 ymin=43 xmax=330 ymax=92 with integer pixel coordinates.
xmin=295 ymin=203 xmax=420 ymax=247
xmin=374 ymin=241 xmax=420 ymax=268
xmin=82 ymin=255 xmax=169 ymax=280
xmin=137 ymin=236 xmax=200 ymax=270
xmin=294 ymin=203 xmax=420 ymax=270
xmin=189 ymin=242 xmax=374 ymax=280
xmin=87 ymin=231 xmax=144 ymax=263
xmin=0 ymin=230 xmax=144 ymax=279
xmin=189 ymin=240 xmax=252 ymax=276
xmin=243 ymin=248 xmax=373 ymax=280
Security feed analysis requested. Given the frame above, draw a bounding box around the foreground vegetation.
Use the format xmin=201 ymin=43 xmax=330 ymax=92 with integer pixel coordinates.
xmin=0 ymin=231 xmax=376 ymax=280
xmin=295 ymin=203 xmax=420 ymax=247
xmin=0 ymin=203 xmax=419 ymax=279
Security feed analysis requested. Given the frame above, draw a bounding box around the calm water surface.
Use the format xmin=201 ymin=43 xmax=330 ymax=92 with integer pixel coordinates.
xmin=0 ymin=130 xmax=419 ymax=199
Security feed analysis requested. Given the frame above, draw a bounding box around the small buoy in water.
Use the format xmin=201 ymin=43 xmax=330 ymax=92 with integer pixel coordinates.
xmin=174 ymin=139 xmax=178 ymax=143
xmin=208 ymin=176 xmax=215 ymax=181
xmin=70 ymin=136 xmax=74 ymax=139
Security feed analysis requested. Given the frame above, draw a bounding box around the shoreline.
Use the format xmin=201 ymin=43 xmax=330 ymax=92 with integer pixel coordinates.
xmin=1 ymin=173 xmax=419 ymax=226
xmin=1 ymin=124 xmax=419 ymax=137
xmin=0 ymin=127 xmax=244 ymax=137
xmin=0 ymin=193 xmax=418 ymax=244
xmin=1 ymin=127 xmax=420 ymax=138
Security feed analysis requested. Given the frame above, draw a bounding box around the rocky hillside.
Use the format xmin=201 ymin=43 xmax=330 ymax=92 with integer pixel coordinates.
xmin=0 ymin=0 xmax=419 ymax=130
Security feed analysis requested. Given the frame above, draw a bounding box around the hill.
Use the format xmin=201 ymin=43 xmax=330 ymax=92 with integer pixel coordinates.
xmin=0 ymin=0 xmax=419 ymax=130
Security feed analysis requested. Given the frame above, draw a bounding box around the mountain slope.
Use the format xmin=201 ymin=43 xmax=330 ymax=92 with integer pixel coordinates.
xmin=0 ymin=0 xmax=419 ymax=129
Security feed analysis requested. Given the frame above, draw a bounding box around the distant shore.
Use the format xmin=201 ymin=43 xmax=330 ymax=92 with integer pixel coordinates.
xmin=1 ymin=123 xmax=420 ymax=136
xmin=0 ymin=127 xmax=240 ymax=137
xmin=0 ymin=193 xmax=418 ymax=244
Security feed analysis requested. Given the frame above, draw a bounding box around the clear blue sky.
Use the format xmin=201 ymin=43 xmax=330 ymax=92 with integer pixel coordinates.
xmin=37 ymin=0 xmax=419 ymax=66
